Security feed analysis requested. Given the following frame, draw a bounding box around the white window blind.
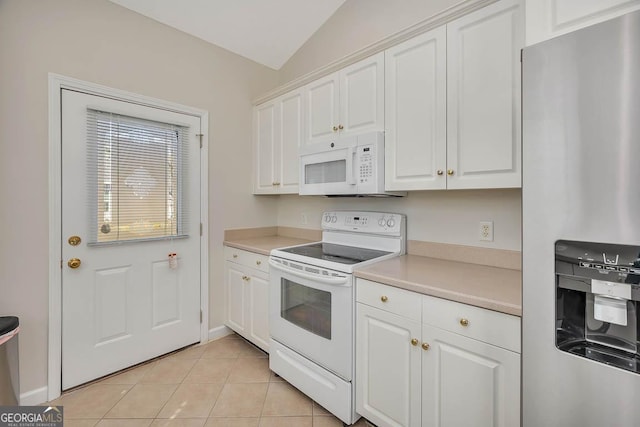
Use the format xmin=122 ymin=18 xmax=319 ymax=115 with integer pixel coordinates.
xmin=86 ymin=109 xmax=190 ymax=244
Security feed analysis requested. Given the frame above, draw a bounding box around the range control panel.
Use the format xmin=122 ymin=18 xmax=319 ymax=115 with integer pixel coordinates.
xmin=322 ymin=211 xmax=404 ymax=235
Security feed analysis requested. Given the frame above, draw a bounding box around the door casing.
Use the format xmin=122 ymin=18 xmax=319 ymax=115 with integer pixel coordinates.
xmin=47 ymin=73 xmax=209 ymax=402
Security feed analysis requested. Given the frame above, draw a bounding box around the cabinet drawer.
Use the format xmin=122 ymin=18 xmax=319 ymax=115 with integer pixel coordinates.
xmin=422 ymin=295 xmax=520 ymax=353
xmin=356 ymin=279 xmax=421 ymax=322
xmin=224 ymin=246 xmax=269 ymax=273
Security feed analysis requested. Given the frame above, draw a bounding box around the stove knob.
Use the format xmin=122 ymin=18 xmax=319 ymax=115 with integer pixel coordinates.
xmin=386 ymin=218 xmax=396 ymax=228
xmin=378 ymin=218 xmax=386 ymax=227
xmin=331 ymin=215 xmax=338 ymax=223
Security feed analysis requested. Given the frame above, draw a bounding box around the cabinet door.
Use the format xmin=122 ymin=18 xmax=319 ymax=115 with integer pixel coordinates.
xmin=447 ymin=0 xmax=523 ymax=189
xmin=253 ymin=102 xmax=279 ymax=193
xmin=385 ymin=27 xmax=447 ymax=191
xmin=305 ymin=73 xmax=340 ymax=146
xmin=225 ymin=263 xmax=246 ymax=334
xmin=356 ymin=304 xmax=421 ymax=427
xmin=340 ymin=52 xmax=385 ymax=137
xmin=248 ymin=270 xmax=270 ymax=352
xmin=422 ymin=325 xmax=520 ymax=427
xmin=276 ymin=90 xmax=303 ymax=194
xmin=526 ymin=0 xmax=640 ymax=46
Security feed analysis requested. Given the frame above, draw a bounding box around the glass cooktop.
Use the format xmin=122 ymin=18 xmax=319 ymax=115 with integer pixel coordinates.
xmin=280 ymin=242 xmax=392 ymax=265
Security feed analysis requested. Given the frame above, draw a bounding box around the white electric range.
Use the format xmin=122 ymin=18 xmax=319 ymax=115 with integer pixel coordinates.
xmin=269 ymin=211 xmax=406 ymax=425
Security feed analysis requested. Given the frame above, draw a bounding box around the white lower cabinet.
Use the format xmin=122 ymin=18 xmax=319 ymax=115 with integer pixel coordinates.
xmin=224 ymin=246 xmax=270 ymax=352
xmin=356 ymin=278 xmax=520 ymax=427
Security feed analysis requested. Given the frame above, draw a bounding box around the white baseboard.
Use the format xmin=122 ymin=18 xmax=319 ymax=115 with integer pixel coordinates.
xmin=208 ymin=325 xmax=233 ymax=341
xmin=20 ymin=386 xmax=48 ymax=405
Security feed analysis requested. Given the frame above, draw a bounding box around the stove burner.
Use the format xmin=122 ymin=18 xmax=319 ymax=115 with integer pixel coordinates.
xmin=279 ymin=242 xmax=391 ymax=265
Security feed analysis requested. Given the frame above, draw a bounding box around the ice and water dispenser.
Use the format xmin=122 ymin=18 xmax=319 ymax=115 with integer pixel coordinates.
xmin=556 ymin=240 xmax=640 ymax=373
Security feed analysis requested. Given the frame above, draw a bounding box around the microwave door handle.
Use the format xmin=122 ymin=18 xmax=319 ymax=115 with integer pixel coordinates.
xmin=268 ymin=259 xmax=351 ymax=286
xmin=346 ymin=147 xmax=357 ymax=185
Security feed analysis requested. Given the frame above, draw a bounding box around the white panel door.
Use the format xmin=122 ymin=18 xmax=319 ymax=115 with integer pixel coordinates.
xmin=422 ymin=325 xmax=520 ymax=427
xmin=61 ymin=90 xmax=201 ymax=390
xmin=225 ymin=263 xmax=247 ymax=335
xmin=253 ymin=101 xmax=278 ymax=193
xmin=356 ymin=304 xmax=421 ymax=427
xmin=447 ymin=0 xmax=523 ymax=189
xmin=248 ymin=271 xmax=270 ymax=352
xmin=305 ymin=73 xmax=339 ymax=146
xmin=526 ymin=0 xmax=640 ymax=46
xmin=277 ymin=90 xmax=303 ymax=194
xmin=385 ymin=27 xmax=447 ymax=191
xmin=340 ymin=52 xmax=385 ymax=137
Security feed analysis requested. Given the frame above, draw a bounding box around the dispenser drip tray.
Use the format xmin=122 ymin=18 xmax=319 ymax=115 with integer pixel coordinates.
xmin=558 ymin=339 xmax=640 ymax=374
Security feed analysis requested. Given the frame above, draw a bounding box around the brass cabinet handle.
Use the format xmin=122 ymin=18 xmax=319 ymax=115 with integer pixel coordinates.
xmin=380 ymin=295 xmax=388 ymax=302
xmin=233 ymin=254 xmax=238 ymax=258
xmin=256 ymin=260 xmax=262 ymax=266
xmin=437 ymin=170 xmax=444 ymax=176
xmin=242 ymin=275 xmax=250 ymax=281
xmin=338 ymin=124 xmax=344 ymax=130
xmin=460 ymin=318 xmax=469 ymax=327
xmin=68 ymin=258 xmax=81 ymax=269
xmin=411 ymin=338 xmax=419 ymax=346
xmin=447 ymin=169 xmax=454 ymax=176
xmin=422 ymin=342 xmax=430 ymax=351
xmin=332 ymin=126 xmax=338 ymax=132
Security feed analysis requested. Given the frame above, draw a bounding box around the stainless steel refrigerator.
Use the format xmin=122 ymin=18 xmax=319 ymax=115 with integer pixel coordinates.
xmin=522 ymin=9 xmax=640 ymax=427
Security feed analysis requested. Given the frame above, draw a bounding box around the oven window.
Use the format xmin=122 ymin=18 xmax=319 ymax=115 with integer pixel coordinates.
xmin=281 ymin=279 xmax=332 ymax=340
xmin=305 ymin=160 xmax=346 ymax=184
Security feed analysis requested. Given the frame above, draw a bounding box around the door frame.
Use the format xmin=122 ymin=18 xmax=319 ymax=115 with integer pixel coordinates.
xmin=47 ymin=73 xmax=209 ymax=401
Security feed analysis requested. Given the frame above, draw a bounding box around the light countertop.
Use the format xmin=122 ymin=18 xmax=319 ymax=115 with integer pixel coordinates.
xmin=354 ymin=254 xmax=522 ymax=316
xmin=223 ymin=235 xmax=317 ymax=256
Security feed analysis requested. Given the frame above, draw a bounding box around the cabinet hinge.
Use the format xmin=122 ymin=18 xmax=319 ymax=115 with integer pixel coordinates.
xmin=200 ymin=223 xmax=203 ymax=236
xmin=200 ymin=309 xmax=203 ymax=324
xmin=196 ymin=133 xmax=204 ymax=148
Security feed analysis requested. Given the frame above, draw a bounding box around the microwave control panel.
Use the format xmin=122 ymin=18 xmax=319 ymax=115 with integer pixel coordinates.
xmin=358 ymin=145 xmax=374 ymax=183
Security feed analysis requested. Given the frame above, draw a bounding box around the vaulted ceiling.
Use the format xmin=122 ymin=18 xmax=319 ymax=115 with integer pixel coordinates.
xmin=109 ymin=0 xmax=347 ymax=70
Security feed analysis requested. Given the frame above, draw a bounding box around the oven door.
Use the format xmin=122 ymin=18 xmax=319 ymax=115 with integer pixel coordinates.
xmin=269 ymin=257 xmax=353 ymax=380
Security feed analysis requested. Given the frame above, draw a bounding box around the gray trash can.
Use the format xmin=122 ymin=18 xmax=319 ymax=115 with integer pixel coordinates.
xmin=0 ymin=316 xmax=19 ymax=405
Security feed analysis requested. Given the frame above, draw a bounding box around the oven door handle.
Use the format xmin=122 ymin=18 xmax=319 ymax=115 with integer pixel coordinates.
xmin=268 ymin=259 xmax=351 ymax=286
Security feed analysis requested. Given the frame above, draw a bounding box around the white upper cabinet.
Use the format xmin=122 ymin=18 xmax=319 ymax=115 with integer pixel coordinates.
xmin=385 ymin=27 xmax=447 ymax=191
xmin=304 ymin=52 xmax=384 ymax=148
xmin=526 ymin=0 xmax=640 ymax=46
xmin=447 ymin=0 xmax=523 ymax=189
xmin=253 ymin=89 xmax=303 ymax=194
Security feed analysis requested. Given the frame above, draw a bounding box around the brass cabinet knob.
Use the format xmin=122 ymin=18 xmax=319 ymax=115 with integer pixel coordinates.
xmin=380 ymin=295 xmax=388 ymax=302
xmin=411 ymin=338 xmax=419 ymax=346
xmin=256 ymin=260 xmax=262 ymax=266
xmin=68 ymin=258 xmax=81 ymax=269
xmin=68 ymin=235 xmax=81 ymax=246
xmin=422 ymin=342 xmax=430 ymax=351
xmin=233 ymin=254 xmax=238 ymax=258
xmin=274 ymin=182 xmax=281 ymax=186
xmin=242 ymin=275 xmax=250 ymax=281
xmin=447 ymin=169 xmax=454 ymax=176
xmin=338 ymin=124 xmax=344 ymax=130
xmin=459 ymin=318 xmax=469 ymax=327
xmin=332 ymin=126 xmax=338 ymax=132
xmin=437 ymin=170 xmax=444 ymax=176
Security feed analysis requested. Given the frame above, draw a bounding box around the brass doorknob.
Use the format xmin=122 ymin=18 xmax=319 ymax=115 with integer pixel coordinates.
xmin=447 ymin=169 xmax=454 ymax=176
xmin=380 ymin=295 xmax=388 ymax=302
xmin=411 ymin=338 xmax=419 ymax=346
xmin=460 ymin=318 xmax=469 ymax=327
xmin=68 ymin=258 xmax=81 ymax=269
xmin=422 ymin=342 xmax=430 ymax=351
xmin=437 ymin=170 xmax=444 ymax=176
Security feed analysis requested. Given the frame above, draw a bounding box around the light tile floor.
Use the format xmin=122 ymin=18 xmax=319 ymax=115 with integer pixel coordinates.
xmin=49 ymin=334 xmax=373 ymax=427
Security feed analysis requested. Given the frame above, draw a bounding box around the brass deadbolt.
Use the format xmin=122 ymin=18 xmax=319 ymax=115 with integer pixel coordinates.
xmin=68 ymin=236 xmax=81 ymax=246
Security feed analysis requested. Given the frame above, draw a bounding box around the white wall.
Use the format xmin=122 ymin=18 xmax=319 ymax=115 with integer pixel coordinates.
xmin=279 ymin=0 xmax=464 ymax=83
xmin=276 ymin=0 xmax=522 ymax=251
xmin=0 ymin=0 xmax=278 ymax=398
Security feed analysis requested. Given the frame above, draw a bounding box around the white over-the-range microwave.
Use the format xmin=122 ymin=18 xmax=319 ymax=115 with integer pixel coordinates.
xmin=299 ymin=131 xmax=405 ymax=197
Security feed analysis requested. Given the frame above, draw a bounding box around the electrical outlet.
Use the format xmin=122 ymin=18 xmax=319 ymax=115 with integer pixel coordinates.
xmin=479 ymin=221 xmax=494 ymax=242
xmin=301 ymin=213 xmax=308 ymax=225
